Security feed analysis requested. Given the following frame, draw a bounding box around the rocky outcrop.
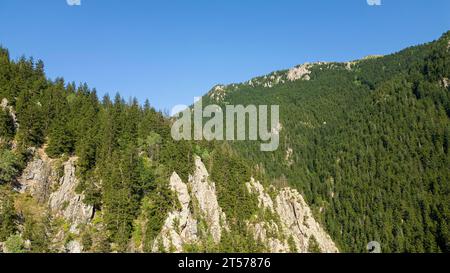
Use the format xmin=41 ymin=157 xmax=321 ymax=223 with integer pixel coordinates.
xmin=155 ymin=157 xmax=337 ymax=253
xmin=152 ymin=172 xmax=198 ymax=252
xmin=442 ymin=77 xmax=449 ymax=88
xmin=285 ymin=147 xmax=294 ymax=166
xmin=287 ymin=63 xmax=313 ymax=81
xmin=153 ymin=156 xmax=227 ymax=252
xmin=189 ymin=156 xmax=228 ymax=242
xmin=208 ymin=85 xmax=227 ymax=102
xmin=206 ymin=61 xmax=353 ymax=102
xmin=246 ymin=179 xmax=338 ymax=253
xmin=49 ymin=157 xmax=93 ymax=232
xmin=275 ymin=188 xmax=338 ymax=253
xmin=246 ymin=177 xmax=274 ymax=212
xmin=17 ymin=150 xmax=58 ymax=203
xmin=17 ymin=150 xmax=93 ymax=232
xmin=14 ymin=149 xmax=337 ymax=253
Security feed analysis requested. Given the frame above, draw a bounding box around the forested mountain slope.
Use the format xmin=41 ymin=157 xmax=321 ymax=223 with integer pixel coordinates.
xmin=203 ymin=31 xmax=450 ymax=253
xmin=0 ymin=44 xmax=336 ymax=253
xmin=0 ymin=32 xmax=448 ymax=253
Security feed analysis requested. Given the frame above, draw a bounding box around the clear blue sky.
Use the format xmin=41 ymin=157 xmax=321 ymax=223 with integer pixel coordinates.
xmin=0 ymin=0 xmax=449 ymax=111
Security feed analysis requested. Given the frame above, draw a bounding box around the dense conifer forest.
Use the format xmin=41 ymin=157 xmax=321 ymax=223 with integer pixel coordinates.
xmin=0 ymin=32 xmax=448 ymax=253
xmin=203 ymin=31 xmax=450 ymax=252
xmin=0 ymin=45 xmax=267 ymax=252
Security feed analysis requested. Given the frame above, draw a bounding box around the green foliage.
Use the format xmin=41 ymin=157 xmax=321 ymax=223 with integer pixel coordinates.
xmin=80 ymin=228 xmax=93 ymax=251
xmin=209 ymin=144 xmax=259 ymax=233
xmin=22 ymin=212 xmax=51 ymax=253
xmin=81 ymin=213 xmax=111 ymax=253
xmin=0 ymin=46 xmax=187 ymax=252
xmin=0 ymin=149 xmax=21 ymax=183
xmin=140 ymin=180 xmax=177 ymax=252
xmin=205 ymin=31 xmax=450 ymax=253
xmin=218 ymin=229 xmax=266 ymax=253
xmin=15 ymin=98 xmax=46 ymax=148
xmin=46 ymin=118 xmax=75 ymax=158
xmin=4 ymin=234 xmax=25 ymax=253
xmin=0 ymin=108 xmax=15 ymax=140
xmin=0 ymin=32 xmax=448 ymax=253
xmin=138 ymin=131 xmax=162 ymax=160
xmin=0 ymin=187 xmax=17 ymax=241
xmin=287 ymin=236 xmax=297 ymax=253
xmin=308 ymin=236 xmax=321 ymax=253
xmin=194 ymin=144 xmax=211 ymax=161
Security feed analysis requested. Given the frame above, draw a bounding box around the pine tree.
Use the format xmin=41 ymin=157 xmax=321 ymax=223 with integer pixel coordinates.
xmin=46 ymin=117 xmax=74 ymax=158
xmin=0 ymin=108 xmax=15 ymax=140
xmin=0 ymin=149 xmax=21 ymax=184
xmin=15 ymin=97 xmax=45 ymax=147
xmin=0 ymin=189 xmax=17 ymax=241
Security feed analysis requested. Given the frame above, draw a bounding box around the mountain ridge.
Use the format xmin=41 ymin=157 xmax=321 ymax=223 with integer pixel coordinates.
xmin=200 ymin=31 xmax=449 ymax=252
xmin=0 ymin=31 xmax=449 ymax=253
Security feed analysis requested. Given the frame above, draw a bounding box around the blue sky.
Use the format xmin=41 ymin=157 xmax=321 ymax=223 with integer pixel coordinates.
xmin=0 ymin=0 xmax=449 ymax=111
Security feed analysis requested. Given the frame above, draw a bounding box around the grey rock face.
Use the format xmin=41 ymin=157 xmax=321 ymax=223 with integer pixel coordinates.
xmin=17 ymin=154 xmax=57 ymax=203
xmin=154 ymin=156 xmax=227 ymax=252
xmin=188 ymin=156 xmax=227 ymax=242
xmin=49 ymin=157 xmax=94 ymax=232
xmin=246 ymin=179 xmax=338 ymax=253
xmin=153 ymin=172 xmax=198 ymax=252
xmin=156 ymin=157 xmax=338 ymax=253
xmin=18 ymin=150 xmax=93 ymax=233
xmin=275 ymin=188 xmax=338 ymax=253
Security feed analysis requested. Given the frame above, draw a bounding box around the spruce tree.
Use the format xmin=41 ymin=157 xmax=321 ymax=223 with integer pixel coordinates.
xmin=0 ymin=108 xmax=15 ymax=140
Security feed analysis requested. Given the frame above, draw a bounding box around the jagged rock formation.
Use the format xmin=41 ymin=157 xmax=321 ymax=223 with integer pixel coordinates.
xmin=49 ymin=157 xmax=94 ymax=232
xmin=246 ymin=178 xmax=338 ymax=253
xmin=153 ymin=156 xmax=228 ymax=252
xmin=189 ymin=156 xmax=228 ymax=242
xmin=12 ymin=148 xmax=337 ymax=253
xmin=17 ymin=149 xmax=58 ymax=203
xmin=287 ymin=63 xmax=313 ymax=81
xmin=275 ymin=188 xmax=338 ymax=252
xmin=10 ymin=149 xmax=338 ymax=253
xmin=206 ymin=62 xmax=339 ymax=103
xmin=152 ymin=172 xmax=198 ymax=252
xmin=8 ymin=124 xmax=338 ymax=254
xmin=155 ymin=157 xmax=338 ymax=253
xmin=10 ymin=148 xmax=337 ymax=253
xmin=209 ymin=85 xmax=227 ymax=102
xmin=17 ymin=149 xmax=93 ymax=233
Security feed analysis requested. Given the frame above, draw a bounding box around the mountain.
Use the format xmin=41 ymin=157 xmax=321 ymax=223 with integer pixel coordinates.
xmin=202 ymin=31 xmax=450 ymax=253
xmin=0 ymin=31 xmax=448 ymax=253
xmin=0 ymin=46 xmax=336 ymax=253
xmin=6 ymin=147 xmax=337 ymax=253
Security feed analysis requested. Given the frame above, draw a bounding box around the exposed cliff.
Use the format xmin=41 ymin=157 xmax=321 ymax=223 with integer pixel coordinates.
xmin=14 ymin=149 xmax=94 ymax=252
xmin=18 ymin=149 xmax=93 ymax=230
xmin=4 ymin=149 xmax=337 ymax=253
xmin=48 ymin=157 xmax=94 ymax=232
xmin=153 ymin=156 xmax=338 ymax=253
xmin=152 ymin=156 xmax=228 ymax=252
